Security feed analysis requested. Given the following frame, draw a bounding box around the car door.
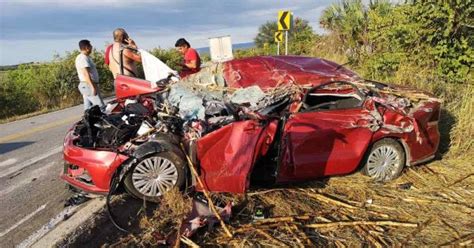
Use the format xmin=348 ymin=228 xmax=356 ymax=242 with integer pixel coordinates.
xmin=196 ymin=120 xmax=278 ymax=194
xmin=276 ymin=82 xmax=374 ymax=183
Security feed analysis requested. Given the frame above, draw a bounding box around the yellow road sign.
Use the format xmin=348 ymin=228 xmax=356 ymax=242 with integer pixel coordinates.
xmin=274 ymin=31 xmax=283 ymax=42
xmin=278 ymin=10 xmax=292 ymax=31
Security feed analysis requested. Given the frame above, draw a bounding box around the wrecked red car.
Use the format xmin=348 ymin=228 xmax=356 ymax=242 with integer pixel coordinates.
xmin=62 ymin=56 xmax=441 ymax=202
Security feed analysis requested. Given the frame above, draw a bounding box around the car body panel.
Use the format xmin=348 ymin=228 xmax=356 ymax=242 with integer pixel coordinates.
xmin=371 ymin=100 xmax=441 ymax=165
xmin=115 ymin=74 xmax=159 ymax=99
xmin=196 ymin=120 xmax=278 ymax=193
xmin=223 ymin=56 xmax=360 ymax=89
xmin=116 ymin=56 xmax=361 ymax=95
xmin=277 ymin=109 xmax=373 ymax=183
xmin=62 ymin=129 xmax=129 ymax=193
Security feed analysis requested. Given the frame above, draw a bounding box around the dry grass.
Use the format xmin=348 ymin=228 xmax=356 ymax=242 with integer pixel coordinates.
xmin=194 ymin=156 xmax=474 ymax=247
xmin=112 ymin=155 xmax=473 ymax=247
xmin=113 ymin=188 xmax=192 ymax=247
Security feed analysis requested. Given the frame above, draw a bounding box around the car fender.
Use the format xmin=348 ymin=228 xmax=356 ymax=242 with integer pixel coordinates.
xmin=115 ymin=141 xmax=178 ymax=185
xmin=133 ymin=141 xmax=167 ymax=160
xmin=370 ymin=134 xmax=411 ymax=167
xmin=127 ymin=140 xmax=190 ymax=183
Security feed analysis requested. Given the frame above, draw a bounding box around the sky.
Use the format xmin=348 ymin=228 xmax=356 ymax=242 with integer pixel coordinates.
xmin=0 ymin=0 xmax=333 ymax=66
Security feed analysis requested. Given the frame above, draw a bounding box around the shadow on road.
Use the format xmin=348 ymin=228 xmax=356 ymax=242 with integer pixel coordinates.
xmin=0 ymin=141 xmax=35 ymax=155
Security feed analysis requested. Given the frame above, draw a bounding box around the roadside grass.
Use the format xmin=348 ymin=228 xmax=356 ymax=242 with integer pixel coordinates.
xmin=0 ymin=99 xmax=80 ymax=124
xmin=0 ymin=91 xmax=114 ymax=124
xmin=113 ymin=155 xmax=473 ymax=247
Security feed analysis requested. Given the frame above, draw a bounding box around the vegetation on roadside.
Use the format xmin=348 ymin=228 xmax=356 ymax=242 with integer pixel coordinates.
xmin=0 ymin=48 xmax=187 ymax=120
xmin=20 ymin=1 xmax=470 ymax=247
xmin=1 ymin=0 xmax=472 ymax=158
xmin=0 ymin=50 xmax=113 ymax=119
xmin=238 ymin=0 xmax=473 ymax=157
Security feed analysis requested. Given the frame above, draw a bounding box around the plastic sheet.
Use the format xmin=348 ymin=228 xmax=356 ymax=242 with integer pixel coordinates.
xmin=168 ymin=84 xmax=206 ymax=121
xmin=230 ymin=85 xmax=266 ymax=107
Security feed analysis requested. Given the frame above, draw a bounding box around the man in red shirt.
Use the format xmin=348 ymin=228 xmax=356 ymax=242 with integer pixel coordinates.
xmin=175 ymin=38 xmax=201 ymax=78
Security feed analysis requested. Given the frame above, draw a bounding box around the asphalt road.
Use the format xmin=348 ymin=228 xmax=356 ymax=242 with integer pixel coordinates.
xmin=0 ymin=105 xmax=85 ymax=247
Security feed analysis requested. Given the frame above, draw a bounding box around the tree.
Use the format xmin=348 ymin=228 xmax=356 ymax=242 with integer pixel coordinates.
xmin=254 ymin=17 xmax=318 ymax=51
xmin=320 ymin=0 xmax=392 ymax=61
xmin=410 ymin=0 xmax=474 ymax=81
xmin=320 ymin=0 xmax=473 ymax=81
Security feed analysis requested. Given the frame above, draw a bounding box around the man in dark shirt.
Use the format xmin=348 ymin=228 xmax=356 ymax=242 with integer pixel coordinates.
xmin=175 ymin=38 xmax=201 ymax=77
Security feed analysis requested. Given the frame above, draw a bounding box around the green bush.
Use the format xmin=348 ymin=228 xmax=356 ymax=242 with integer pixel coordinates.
xmin=149 ymin=48 xmax=183 ymax=71
xmin=0 ymin=47 xmax=192 ymax=120
xmin=0 ymin=49 xmax=114 ymax=119
xmin=318 ymin=0 xmax=473 ymax=156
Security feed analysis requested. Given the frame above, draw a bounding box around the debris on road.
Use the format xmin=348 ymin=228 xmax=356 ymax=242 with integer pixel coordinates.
xmin=64 ymin=193 xmax=91 ymax=207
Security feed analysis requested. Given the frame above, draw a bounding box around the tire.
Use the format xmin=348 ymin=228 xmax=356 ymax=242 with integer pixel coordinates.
xmin=361 ymin=138 xmax=406 ymax=182
xmin=124 ymin=151 xmax=186 ymax=202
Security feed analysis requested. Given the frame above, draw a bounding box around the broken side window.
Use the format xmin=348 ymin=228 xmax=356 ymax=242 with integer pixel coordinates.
xmin=301 ymin=82 xmax=364 ymax=111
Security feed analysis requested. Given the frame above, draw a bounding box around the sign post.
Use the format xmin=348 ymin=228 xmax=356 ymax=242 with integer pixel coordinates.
xmin=274 ymin=31 xmax=283 ymax=55
xmin=278 ymin=10 xmax=292 ymax=55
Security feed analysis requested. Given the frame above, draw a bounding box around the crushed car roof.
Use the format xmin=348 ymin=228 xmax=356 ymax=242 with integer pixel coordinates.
xmin=223 ymin=56 xmax=361 ymax=89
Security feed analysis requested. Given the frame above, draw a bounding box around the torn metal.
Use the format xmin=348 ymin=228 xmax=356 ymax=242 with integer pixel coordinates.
xmin=62 ymin=55 xmax=441 ymax=198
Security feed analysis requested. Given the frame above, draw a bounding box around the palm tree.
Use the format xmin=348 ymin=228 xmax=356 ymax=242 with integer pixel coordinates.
xmin=320 ymin=0 xmax=391 ymax=59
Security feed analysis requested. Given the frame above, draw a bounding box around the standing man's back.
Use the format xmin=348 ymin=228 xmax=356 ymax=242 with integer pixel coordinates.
xmin=108 ymin=28 xmax=141 ymax=78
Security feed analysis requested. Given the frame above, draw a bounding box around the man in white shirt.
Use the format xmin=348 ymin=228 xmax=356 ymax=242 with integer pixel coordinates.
xmin=75 ymin=40 xmax=105 ymax=111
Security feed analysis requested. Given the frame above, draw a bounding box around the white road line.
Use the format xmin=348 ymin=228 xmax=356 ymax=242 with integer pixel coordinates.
xmin=0 ymin=146 xmax=62 ymax=178
xmin=17 ymin=205 xmax=80 ymax=248
xmin=0 ymin=204 xmax=47 ymax=238
xmin=0 ymin=162 xmax=56 ymax=197
xmin=0 ymin=158 xmax=17 ymax=168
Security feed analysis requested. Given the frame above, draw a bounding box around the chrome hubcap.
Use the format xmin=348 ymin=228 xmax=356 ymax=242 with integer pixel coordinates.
xmin=132 ymin=156 xmax=178 ymax=197
xmin=367 ymin=145 xmax=400 ymax=180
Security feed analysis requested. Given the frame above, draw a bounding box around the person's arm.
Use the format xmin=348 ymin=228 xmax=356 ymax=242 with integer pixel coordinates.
xmin=184 ymin=49 xmax=199 ymax=69
xmin=80 ymin=67 xmax=97 ymax=96
xmin=123 ymin=38 xmax=141 ymax=62
xmin=124 ymin=49 xmax=141 ymax=62
xmin=185 ymin=59 xmax=197 ymax=69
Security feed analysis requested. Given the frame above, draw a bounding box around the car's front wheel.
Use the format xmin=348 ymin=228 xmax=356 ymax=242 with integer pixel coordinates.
xmin=362 ymin=138 xmax=406 ymax=182
xmin=124 ymin=151 xmax=186 ymax=202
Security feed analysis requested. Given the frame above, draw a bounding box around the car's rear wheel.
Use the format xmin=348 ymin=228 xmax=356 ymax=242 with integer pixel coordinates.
xmin=124 ymin=151 xmax=186 ymax=202
xmin=362 ymin=138 xmax=405 ymax=182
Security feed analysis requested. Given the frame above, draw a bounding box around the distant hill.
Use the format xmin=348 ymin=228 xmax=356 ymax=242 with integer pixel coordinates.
xmin=0 ymin=62 xmax=35 ymax=71
xmin=196 ymin=42 xmax=255 ymax=55
xmin=0 ymin=64 xmax=19 ymax=71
